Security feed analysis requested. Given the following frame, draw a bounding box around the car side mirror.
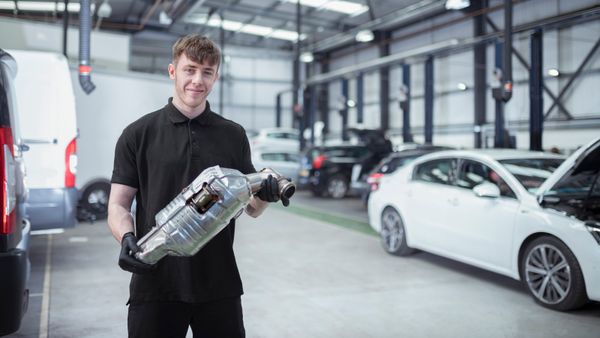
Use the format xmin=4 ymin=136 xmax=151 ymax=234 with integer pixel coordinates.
xmin=473 ymin=182 xmax=500 ymax=198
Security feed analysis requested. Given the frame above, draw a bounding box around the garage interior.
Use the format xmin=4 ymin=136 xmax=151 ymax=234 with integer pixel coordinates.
xmin=0 ymin=0 xmax=599 ymax=337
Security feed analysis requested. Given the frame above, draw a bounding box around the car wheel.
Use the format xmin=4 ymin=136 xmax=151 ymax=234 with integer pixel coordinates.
xmin=326 ymin=174 xmax=348 ymax=199
xmin=380 ymin=207 xmax=414 ymax=256
xmin=520 ymin=236 xmax=588 ymax=311
xmin=79 ymin=182 xmax=111 ymax=220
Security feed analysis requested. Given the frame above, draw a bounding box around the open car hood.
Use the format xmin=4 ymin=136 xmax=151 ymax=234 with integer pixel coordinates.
xmin=536 ymin=136 xmax=600 ymax=198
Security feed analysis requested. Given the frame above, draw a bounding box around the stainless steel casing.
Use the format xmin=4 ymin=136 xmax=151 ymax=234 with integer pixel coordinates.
xmin=135 ymin=167 xmax=251 ymax=264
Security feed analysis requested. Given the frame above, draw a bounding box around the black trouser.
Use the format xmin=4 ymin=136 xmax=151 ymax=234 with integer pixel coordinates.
xmin=127 ymin=297 xmax=245 ymax=338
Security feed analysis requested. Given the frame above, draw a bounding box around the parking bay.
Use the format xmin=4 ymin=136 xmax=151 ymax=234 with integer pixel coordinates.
xmin=13 ymin=192 xmax=600 ymax=338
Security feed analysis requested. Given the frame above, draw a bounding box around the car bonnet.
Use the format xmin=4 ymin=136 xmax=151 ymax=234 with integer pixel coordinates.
xmin=536 ymin=136 xmax=600 ymax=197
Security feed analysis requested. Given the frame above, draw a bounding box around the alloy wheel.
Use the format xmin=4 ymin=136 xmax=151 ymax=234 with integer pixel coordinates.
xmin=381 ymin=209 xmax=404 ymax=252
xmin=524 ymin=244 xmax=571 ymax=305
xmin=327 ymin=178 xmax=347 ymax=199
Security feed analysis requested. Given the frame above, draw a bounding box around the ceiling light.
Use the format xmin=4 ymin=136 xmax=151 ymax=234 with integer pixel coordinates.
xmin=548 ymin=68 xmax=560 ymax=77
xmin=355 ymin=29 xmax=374 ymax=43
xmin=457 ymin=82 xmax=467 ymax=91
xmin=445 ymin=0 xmax=470 ymax=10
xmin=0 ymin=1 xmax=90 ymax=12
xmin=300 ymin=52 xmax=314 ymax=63
xmin=159 ymin=10 xmax=172 ymax=25
xmin=347 ymin=99 xmax=356 ymax=108
xmin=97 ymin=1 xmax=112 ymax=18
xmin=240 ymin=24 xmax=273 ymax=36
xmin=187 ymin=15 xmax=306 ymax=42
xmin=283 ymin=0 xmax=368 ymax=16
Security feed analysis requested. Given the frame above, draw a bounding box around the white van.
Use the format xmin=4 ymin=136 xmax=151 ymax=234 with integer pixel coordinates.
xmin=9 ymin=50 xmax=78 ymax=230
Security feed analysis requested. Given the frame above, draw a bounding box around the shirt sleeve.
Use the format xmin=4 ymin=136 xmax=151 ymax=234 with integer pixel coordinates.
xmin=238 ymin=127 xmax=256 ymax=175
xmin=111 ymin=126 xmax=140 ymax=188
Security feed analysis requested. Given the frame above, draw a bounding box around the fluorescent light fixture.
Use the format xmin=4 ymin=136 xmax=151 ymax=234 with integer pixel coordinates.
xmin=548 ymin=68 xmax=560 ymax=77
xmin=445 ymin=0 xmax=470 ymax=10
xmin=0 ymin=1 xmax=90 ymax=12
xmin=355 ymin=29 xmax=374 ymax=42
xmin=300 ymin=52 xmax=314 ymax=63
xmin=187 ymin=15 xmax=305 ymax=42
xmin=347 ymin=99 xmax=356 ymax=108
xmin=159 ymin=10 xmax=172 ymax=25
xmin=283 ymin=0 xmax=368 ymax=16
xmin=240 ymin=24 xmax=273 ymax=36
xmin=457 ymin=82 xmax=467 ymax=91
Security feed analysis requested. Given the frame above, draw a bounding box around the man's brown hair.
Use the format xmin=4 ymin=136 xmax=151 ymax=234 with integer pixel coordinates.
xmin=172 ymin=34 xmax=221 ymax=70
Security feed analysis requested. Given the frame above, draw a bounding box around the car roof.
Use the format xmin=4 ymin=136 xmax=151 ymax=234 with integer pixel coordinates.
xmin=420 ymin=149 xmax=566 ymax=162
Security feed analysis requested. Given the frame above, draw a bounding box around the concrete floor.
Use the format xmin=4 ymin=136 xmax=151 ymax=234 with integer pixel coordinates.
xmin=11 ymin=192 xmax=600 ymax=338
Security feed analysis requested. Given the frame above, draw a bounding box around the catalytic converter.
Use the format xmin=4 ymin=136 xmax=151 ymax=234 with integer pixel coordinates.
xmin=135 ymin=166 xmax=295 ymax=265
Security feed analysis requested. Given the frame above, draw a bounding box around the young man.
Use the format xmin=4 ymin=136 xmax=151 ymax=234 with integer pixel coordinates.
xmin=107 ymin=34 xmax=281 ymax=338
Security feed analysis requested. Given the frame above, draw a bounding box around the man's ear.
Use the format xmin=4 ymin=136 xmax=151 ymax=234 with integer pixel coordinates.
xmin=168 ymin=63 xmax=176 ymax=80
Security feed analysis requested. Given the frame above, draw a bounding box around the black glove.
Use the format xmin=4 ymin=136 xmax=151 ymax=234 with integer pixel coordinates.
xmin=119 ymin=232 xmax=155 ymax=274
xmin=256 ymin=175 xmax=280 ymax=203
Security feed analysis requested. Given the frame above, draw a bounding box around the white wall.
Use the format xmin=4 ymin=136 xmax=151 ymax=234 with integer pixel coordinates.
xmin=0 ymin=17 xmax=130 ymax=70
xmin=72 ymin=69 xmax=173 ymax=189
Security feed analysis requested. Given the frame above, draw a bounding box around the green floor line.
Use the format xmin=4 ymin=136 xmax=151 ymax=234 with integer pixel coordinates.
xmin=275 ymin=203 xmax=377 ymax=237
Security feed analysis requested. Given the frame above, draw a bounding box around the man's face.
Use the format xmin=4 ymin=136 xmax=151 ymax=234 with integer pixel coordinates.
xmin=168 ymin=53 xmax=219 ymax=110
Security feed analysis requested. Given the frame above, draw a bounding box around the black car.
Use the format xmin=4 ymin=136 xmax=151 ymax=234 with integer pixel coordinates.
xmin=298 ymin=130 xmax=393 ymax=199
xmin=353 ymin=145 xmax=454 ymax=204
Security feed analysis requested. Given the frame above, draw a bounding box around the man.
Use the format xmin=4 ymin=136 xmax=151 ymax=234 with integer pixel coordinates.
xmin=107 ymin=34 xmax=281 ymax=338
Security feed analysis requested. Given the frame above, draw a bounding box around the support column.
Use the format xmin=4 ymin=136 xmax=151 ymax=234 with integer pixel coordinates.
xmin=341 ymin=78 xmax=349 ymax=141
xmin=400 ymin=64 xmax=413 ymax=143
xmin=356 ymin=73 xmax=364 ymax=124
xmin=492 ymin=41 xmax=505 ymax=148
xmin=309 ymin=85 xmax=317 ymax=145
xmin=276 ymin=93 xmax=282 ymax=128
xmin=530 ymin=29 xmax=543 ymax=151
xmin=473 ymin=0 xmax=487 ymax=148
xmin=319 ymin=54 xmax=330 ymax=137
xmin=379 ymin=31 xmax=391 ymax=131
xmin=424 ymin=56 xmax=434 ymax=144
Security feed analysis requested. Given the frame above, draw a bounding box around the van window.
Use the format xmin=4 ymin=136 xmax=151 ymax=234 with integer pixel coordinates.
xmin=0 ymin=65 xmax=10 ymax=127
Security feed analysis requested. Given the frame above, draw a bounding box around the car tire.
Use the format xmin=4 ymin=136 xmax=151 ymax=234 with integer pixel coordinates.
xmin=520 ymin=236 xmax=588 ymax=311
xmin=79 ymin=182 xmax=111 ymax=220
xmin=380 ymin=207 xmax=414 ymax=256
xmin=326 ymin=174 xmax=348 ymax=199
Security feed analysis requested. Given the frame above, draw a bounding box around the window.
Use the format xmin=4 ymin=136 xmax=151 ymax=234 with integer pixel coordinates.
xmin=457 ymin=160 xmax=516 ymax=198
xmin=261 ymin=152 xmax=299 ymax=163
xmin=499 ymin=158 xmax=564 ymax=193
xmin=0 ymin=65 xmax=11 ymax=127
xmin=413 ymin=159 xmax=457 ymax=185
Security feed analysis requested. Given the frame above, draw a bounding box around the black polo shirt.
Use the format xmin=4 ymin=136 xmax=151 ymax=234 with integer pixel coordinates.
xmin=112 ymin=98 xmax=255 ymax=303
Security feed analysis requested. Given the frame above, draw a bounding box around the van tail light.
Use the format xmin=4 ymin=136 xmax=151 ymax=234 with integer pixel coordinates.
xmin=65 ymin=137 xmax=77 ymax=188
xmin=0 ymin=127 xmax=17 ymax=235
xmin=312 ymin=155 xmax=327 ymax=169
xmin=367 ymin=173 xmax=384 ymax=192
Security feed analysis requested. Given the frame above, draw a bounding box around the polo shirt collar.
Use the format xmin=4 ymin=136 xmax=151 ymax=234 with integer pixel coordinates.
xmin=166 ymin=97 xmax=214 ymax=125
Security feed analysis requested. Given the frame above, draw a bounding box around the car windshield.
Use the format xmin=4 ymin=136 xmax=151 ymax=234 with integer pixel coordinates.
xmin=498 ymin=158 xmax=564 ymax=193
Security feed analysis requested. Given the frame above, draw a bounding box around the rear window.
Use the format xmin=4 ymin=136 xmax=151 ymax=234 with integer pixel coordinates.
xmin=499 ymin=158 xmax=564 ymax=193
xmin=266 ymin=132 xmax=298 ymax=140
xmin=261 ymin=152 xmax=299 ymax=163
xmin=376 ymin=155 xmax=419 ymax=174
xmin=323 ymin=147 xmax=368 ymax=159
xmin=0 ymin=64 xmax=11 ymax=127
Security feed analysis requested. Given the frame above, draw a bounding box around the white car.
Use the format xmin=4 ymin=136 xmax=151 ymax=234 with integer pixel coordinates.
xmin=252 ymin=148 xmax=300 ymax=183
xmin=250 ymin=127 xmax=299 ymax=151
xmin=368 ymin=138 xmax=600 ymax=311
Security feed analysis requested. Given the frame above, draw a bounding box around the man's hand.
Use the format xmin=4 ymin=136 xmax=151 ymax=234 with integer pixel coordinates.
xmin=119 ymin=232 xmax=155 ymax=274
xmin=256 ymin=175 xmax=280 ymax=203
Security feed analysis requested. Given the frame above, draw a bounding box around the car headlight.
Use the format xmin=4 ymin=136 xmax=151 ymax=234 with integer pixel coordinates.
xmin=586 ymin=221 xmax=600 ymax=245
